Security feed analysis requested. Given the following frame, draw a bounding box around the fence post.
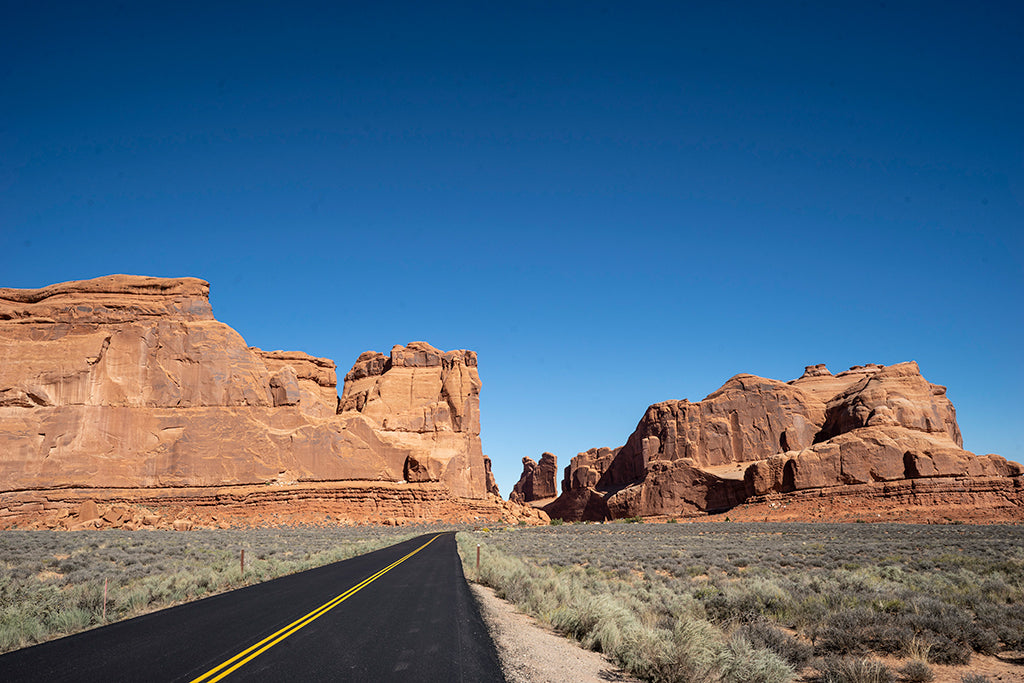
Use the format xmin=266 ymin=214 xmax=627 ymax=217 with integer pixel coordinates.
xmin=102 ymin=577 xmax=108 ymax=621
xmin=476 ymin=544 xmax=480 ymax=575
xmin=241 ymin=549 xmax=245 ymax=575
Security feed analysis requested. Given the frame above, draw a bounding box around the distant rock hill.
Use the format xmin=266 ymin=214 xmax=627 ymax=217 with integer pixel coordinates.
xmin=540 ymin=363 xmax=1023 ymax=523
xmin=509 ymin=452 xmax=558 ymax=505
xmin=0 ymin=275 xmax=546 ymax=529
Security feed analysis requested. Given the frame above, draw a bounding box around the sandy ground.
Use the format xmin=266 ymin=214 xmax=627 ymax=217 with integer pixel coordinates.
xmin=470 ymin=584 xmax=640 ymax=683
xmin=869 ymin=653 xmax=1024 ymax=683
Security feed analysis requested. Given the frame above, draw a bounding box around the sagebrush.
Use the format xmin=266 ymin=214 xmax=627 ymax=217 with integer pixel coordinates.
xmin=458 ymin=522 xmax=1024 ymax=683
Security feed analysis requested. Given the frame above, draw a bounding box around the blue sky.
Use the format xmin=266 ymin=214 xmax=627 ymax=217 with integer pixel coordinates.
xmin=2 ymin=1 xmax=1022 ymax=495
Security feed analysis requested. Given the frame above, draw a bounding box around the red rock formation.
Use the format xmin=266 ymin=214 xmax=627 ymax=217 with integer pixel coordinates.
xmin=255 ymin=349 xmax=338 ymax=418
xmin=726 ymin=475 xmax=1024 ymax=525
xmin=545 ymin=363 xmax=1023 ymax=522
xmin=338 ymin=341 xmax=486 ymax=499
xmin=0 ymin=482 xmax=549 ymax=530
xmin=561 ymin=447 xmax=617 ymax=491
xmin=483 ymin=456 xmax=501 ymax=497
xmin=510 ymin=452 xmax=558 ymax=504
xmin=812 ymin=362 xmax=962 ymax=445
xmin=614 ymin=375 xmax=826 ymax=474
xmin=0 ymin=275 xmax=537 ymax=527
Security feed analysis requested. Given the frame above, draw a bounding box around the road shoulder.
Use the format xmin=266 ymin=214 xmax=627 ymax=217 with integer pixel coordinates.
xmin=469 ymin=584 xmax=640 ymax=683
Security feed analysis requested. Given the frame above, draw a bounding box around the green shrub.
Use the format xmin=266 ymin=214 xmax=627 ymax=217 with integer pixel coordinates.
xmin=818 ymin=656 xmax=894 ymax=683
xmin=975 ymin=602 xmax=1024 ymax=649
xmin=899 ymin=660 xmax=934 ymax=683
xmin=460 ymin=535 xmax=793 ymax=683
xmin=737 ymin=619 xmax=813 ymax=668
xmin=719 ymin=634 xmax=795 ymax=683
xmin=814 ymin=607 xmax=912 ymax=656
xmin=705 ymin=577 xmax=792 ymax=624
xmin=457 ymin=523 xmax=1024 ymax=679
xmin=48 ymin=608 xmax=92 ymax=634
xmin=923 ymin=633 xmax=971 ymax=665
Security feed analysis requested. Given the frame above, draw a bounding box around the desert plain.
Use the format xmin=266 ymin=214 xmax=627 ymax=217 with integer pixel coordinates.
xmin=1 ymin=275 xmax=1022 ymax=682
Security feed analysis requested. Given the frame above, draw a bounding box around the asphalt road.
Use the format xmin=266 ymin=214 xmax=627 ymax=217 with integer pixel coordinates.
xmin=0 ymin=532 xmax=505 ymax=682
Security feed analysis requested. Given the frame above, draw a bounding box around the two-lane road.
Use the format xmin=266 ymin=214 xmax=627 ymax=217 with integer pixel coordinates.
xmin=0 ymin=532 xmax=505 ymax=682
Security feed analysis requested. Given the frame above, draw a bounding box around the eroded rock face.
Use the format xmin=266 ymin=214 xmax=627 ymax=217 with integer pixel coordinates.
xmin=744 ymin=426 xmax=1019 ymax=495
xmin=339 ymin=342 xmax=480 ymax=434
xmin=813 ymin=362 xmax=962 ymax=445
xmin=510 ymin=452 xmax=558 ymax=503
xmin=256 ymin=349 xmax=338 ymax=418
xmin=606 ymin=459 xmax=748 ymax=519
xmin=0 ymin=275 xmax=214 ymax=325
xmin=0 ymin=482 xmax=550 ymax=530
xmin=545 ymin=362 xmax=1022 ymax=521
xmin=611 ymin=375 xmax=826 ymax=479
xmin=483 ymin=456 xmax=501 ymax=497
xmin=338 ymin=341 xmax=485 ymax=498
xmin=0 ymin=276 xmax=496 ymax=525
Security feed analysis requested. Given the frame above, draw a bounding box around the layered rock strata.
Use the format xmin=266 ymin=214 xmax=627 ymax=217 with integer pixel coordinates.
xmin=545 ymin=363 xmax=1023 ymax=522
xmin=510 ymin=452 xmax=558 ymax=504
xmin=0 ymin=482 xmax=548 ymax=531
xmin=0 ymin=275 xmax=542 ymax=527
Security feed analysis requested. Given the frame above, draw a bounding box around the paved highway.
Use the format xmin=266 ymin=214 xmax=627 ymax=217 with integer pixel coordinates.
xmin=0 ymin=532 xmax=505 ymax=682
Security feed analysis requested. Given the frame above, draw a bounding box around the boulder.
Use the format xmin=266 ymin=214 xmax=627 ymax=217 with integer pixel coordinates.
xmin=256 ymin=349 xmax=338 ymax=418
xmin=76 ymin=500 xmax=99 ymax=522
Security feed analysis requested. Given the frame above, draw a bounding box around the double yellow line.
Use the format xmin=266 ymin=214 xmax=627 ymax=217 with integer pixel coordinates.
xmin=190 ymin=534 xmax=442 ymax=682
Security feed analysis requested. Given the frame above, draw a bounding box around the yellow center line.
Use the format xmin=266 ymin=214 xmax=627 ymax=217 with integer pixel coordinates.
xmin=189 ymin=533 xmax=442 ymax=683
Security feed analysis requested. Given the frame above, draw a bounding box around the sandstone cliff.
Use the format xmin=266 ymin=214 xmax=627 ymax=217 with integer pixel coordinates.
xmin=338 ymin=341 xmax=486 ymax=499
xmin=545 ymin=363 xmax=1023 ymax=522
xmin=0 ymin=275 xmax=543 ymax=528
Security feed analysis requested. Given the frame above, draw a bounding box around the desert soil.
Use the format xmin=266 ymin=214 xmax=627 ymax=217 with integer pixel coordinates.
xmin=870 ymin=653 xmax=1024 ymax=683
xmin=470 ymin=584 xmax=640 ymax=683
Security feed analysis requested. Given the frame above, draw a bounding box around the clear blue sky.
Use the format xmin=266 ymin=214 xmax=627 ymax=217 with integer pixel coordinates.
xmin=2 ymin=1 xmax=1022 ymax=495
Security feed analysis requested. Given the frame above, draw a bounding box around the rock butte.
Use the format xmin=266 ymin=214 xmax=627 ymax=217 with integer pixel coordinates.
xmin=0 ymin=275 xmax=547 ymax=529
xmin=535 ymin=363 xmax=1023 ymax=523
xmin=509 ymin=452 xmax=558 ymax=505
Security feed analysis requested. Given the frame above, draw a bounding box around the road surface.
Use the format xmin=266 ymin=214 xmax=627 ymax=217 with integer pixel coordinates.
xmin=0 ymin=532 xmax=504 ymax=682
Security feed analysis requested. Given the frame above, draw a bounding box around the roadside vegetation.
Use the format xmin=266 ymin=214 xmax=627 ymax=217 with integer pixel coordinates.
xmin=0 ymin=526 xmax=435 ymax=653
xmin=458 ymin=522 xmax=1024 ymax=683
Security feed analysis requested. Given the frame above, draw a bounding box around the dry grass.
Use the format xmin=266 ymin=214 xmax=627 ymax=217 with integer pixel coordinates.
xmin=457 ymin=522 xmax=1024 ymax=683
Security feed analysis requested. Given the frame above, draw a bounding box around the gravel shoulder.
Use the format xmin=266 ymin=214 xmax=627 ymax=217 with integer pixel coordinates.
xmin=470 ymin=583 xmax=640 ymax=683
